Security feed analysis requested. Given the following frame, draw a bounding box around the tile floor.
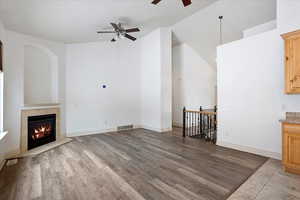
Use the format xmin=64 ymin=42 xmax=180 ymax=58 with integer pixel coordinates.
xmin=228 ymin=159 xmax=300 ymax=200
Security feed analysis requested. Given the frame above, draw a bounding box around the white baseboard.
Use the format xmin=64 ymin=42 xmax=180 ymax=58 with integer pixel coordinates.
xmin=67 ymin=128 xmax=117 ymax=137
xmin=217 ymin=141 xmax=282 ymax=160
xmin=0 ymin=159 xmax=6 ymax=171
xmin=67 ymin=125 xmax=173 ymax=137
xmin=0 ymin=131 xmax=8 ymax=141
xmin=141 ymin=125 xmax=172 ymax=133
xmin=172 ymin=122 xmax=183 ymax=128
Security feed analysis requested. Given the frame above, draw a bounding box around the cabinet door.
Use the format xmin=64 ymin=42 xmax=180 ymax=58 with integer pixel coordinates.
xmin=284 ymin=132 xmax=300 ymax=168
xmin=290 ymin=37 xmax=300 ymax=89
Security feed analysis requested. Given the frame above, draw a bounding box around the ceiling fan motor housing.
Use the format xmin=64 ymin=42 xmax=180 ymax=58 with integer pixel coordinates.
xmin=97 ymin=22 xmax=140 ymax=42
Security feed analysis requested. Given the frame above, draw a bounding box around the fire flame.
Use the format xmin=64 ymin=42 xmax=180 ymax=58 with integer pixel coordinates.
xmin=32 ymin=125 xmax=52 ymax=140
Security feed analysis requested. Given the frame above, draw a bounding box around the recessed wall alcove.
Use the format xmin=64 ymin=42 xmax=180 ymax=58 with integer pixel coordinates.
xmin=24 ymin=44 xmax=58 ymax=106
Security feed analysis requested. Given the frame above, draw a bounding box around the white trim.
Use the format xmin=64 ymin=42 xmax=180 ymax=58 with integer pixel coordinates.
xmin=161 ymin=127 xmax=173 ymax=132
xmin=67 ymin=125 xmax=173 ymax=137
xmin=141 ymin=125 xmax=172 ymax=133
xmin=172 ymin=122 xmax=183 ymax=127
xmin=67 ymin=125 xmax=145 ymax=137
xmin=0 ymin=159 xmax=6 ymax=172
xmin=21 ymin=103 xmax=60 ymax=110
xmin=67 ymin=128 xmax=117 ymax=137
xmin=0 ymin=131 xmax=7 ymax=141
xmin=0 ymin=131 xmax=8 ymax=172
xmin=217 ymin=141 xmax=282 ymax=160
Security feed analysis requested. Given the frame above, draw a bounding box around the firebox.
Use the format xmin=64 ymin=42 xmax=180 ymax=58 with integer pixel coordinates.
xmin=28 ymin=114 xmax=56 ymax=150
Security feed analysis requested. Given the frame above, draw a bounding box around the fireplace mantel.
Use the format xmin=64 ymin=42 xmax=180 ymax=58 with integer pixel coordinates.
xmin=21 ymin=103 xmax=61 ymax=110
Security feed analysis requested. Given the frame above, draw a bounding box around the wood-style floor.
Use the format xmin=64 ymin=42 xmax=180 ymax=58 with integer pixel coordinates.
xmin=0 ymin=128 xmax=267 ymax=200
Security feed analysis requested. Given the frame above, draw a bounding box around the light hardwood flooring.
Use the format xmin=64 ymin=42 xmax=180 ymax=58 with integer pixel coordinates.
xmin=0 ymin=128 xmax=267 ymax=200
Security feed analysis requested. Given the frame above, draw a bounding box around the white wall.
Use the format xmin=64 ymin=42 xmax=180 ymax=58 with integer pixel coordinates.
xmin=140 ymin=29 xmax=161 ymax=131
xmin=243 ymin=20 xmax=277 ymax=38
xmin=140 ymin=28 xmax=172 ymax=132
xmin=65 ymin=28 xmax=172 ymax=136
xmin=0 ymin=20 xmax=5 ymax=133
xmin=66 ymin=40 xmax=141 ymax=136
xmin=217 ymin=0 xmax=300 ymax=160
xmin=217 ymin=30 xmax=300 ymax=159
xmin=277 ymin=0 xmax=300 ymax=34
xmin=160 ymin=28 xmax=172 ymax=131
xmin=24 ymin=45 xmax=57 ymax=105
xmin=172 ymin=44 xmax=216 ymax=126
xmin=0 ymin=18 xmax=7 ymax=167
xmin=3 ymin=30 xmax=66 ymax=155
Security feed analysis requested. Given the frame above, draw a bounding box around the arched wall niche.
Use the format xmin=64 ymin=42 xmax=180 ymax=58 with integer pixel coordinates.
xmin=24 ymin=43 xmax=58 ymax=105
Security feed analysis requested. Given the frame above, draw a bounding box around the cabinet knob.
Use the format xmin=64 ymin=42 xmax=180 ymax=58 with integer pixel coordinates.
xmin=291 ymin=76 xmax=298 ymax=82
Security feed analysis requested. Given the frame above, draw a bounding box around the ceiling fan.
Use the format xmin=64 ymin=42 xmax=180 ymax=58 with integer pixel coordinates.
xmin=152 ymin=0 xmax=192 ymax=7
xmin=97 ymin=23 xmax=140 ymax=42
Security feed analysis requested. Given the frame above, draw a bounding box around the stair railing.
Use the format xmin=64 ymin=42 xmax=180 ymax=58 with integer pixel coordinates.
xmin=183 ymin=106 xmax=217 ymax=143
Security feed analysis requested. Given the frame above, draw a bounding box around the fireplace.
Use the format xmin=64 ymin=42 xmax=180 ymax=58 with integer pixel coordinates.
xmin=28 ymin=114 xmax=56 ymax=150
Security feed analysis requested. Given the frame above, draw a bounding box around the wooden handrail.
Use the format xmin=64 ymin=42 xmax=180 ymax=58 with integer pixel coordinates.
xmin=184 ymin=110 xmax=216 ymax=115
xmin=183 ymin=106 xmax=217 ymax=143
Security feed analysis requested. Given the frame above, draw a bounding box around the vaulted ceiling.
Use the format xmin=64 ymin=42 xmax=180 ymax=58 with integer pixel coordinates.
xmin=0 ymin=0 xmax=218 ymax=43
xmin=0 ymin=0 xmax=276 ymax=66
xmin=172 ymin=0 xmax=276 ymax=67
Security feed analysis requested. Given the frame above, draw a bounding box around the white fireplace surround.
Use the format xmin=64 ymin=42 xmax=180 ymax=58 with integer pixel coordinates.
xmin=20 ymin=106 xmax=63 ymax=154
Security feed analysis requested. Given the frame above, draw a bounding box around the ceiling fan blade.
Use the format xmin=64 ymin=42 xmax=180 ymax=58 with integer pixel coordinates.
xmin=182 ymin=0 xmax=192 ymax=7
xmin=152 ymin=0 xmax=161 ymax=5
xmin=97 ymin=31 xmax=116 ymax=34
xmin=110 ymin=23 xmax=119 ymax=31
xmin=124 ymin=34 xmax=136 ymax=41
xmin=111 ymin=38 xmax=116 ymax=42
xmin=125 ymin=28 xmax=140 ymax=33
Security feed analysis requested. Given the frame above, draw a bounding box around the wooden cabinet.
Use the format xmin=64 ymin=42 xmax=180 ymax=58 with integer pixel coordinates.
xmin=282 ymin=123 xmax=300 ymax=175
xmin=282 ymin=30 xmax=300 ymax=94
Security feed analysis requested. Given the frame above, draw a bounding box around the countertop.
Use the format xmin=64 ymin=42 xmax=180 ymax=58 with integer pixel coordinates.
xmin=280 ymin=112 xmax=300 ymax=124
